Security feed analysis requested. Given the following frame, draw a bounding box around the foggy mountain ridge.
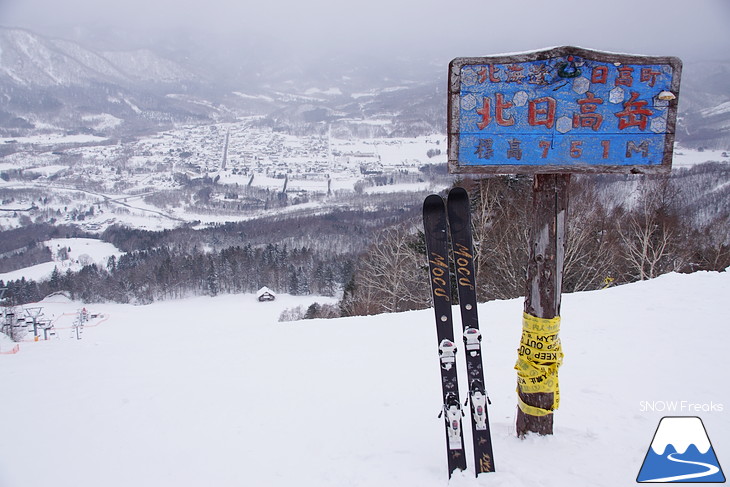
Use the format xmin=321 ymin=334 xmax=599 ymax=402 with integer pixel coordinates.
xmin=0 ymin=27 xmax=446 ymax=140
xmin=0 ymin=28 xmax=198 ymax=87
xmin=0 ymin=26 xmax=728 ymax=148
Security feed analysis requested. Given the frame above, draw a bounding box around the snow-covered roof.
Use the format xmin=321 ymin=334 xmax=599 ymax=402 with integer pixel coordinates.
xmin=256 ymin=286 xmax=275 ymax=298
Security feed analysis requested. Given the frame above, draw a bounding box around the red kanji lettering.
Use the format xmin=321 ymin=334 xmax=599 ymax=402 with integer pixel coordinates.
xmin=640 ymin=67 xmax=662 ymax=87
xmin=476 ymin=98 xmax=491 ymax=130
xmin=477 ymin=67 xmax=487 ymax=83
xmin=572 ymin=91 xmax=604 ymax=131
xmin=528 ymin=96 xmax=556 ymax=129
xmin=488 ymin=65 xmax=500 ymax=83
xmin=528 ymin=64 xmax=550 ymax=85
xmin=475 ymin=138 xmax=494 ymax=159
xmin=615 ymin=66 xmax=634 ymax=87
xmin=507 ymin=139 xmax=522 ymax=160
xmin=591 ymin=66 xmax=608 ymax=84
xmin=495 ymin=93 xmax=514 ymax=126
xmin=506 ymin=64 xmax=526 ymax=84
xmin=615 ymin=91 xmax=653 ymax=130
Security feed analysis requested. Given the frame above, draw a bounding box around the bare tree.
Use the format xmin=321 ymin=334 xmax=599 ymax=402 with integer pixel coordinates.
xmin=469 ymin=177 xmax=532 ymax=301
xmin=688 ymin=216 xmax=730 ymax=272
xmin=617 ymin=176 xmax=686 ymax=281
xmin=347 ymin=225 xmax=429 ymax=314
xmin=563 ymin=178 xmax=616 ymax=291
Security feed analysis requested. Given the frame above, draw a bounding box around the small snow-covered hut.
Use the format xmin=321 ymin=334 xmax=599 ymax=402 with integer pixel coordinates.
xmin=256 ymin=287 xmax=276 ymax=302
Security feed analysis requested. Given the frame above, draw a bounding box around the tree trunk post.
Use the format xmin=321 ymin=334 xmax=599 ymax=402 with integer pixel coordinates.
xmin=516 ymin=173 xmax=570 ymax=437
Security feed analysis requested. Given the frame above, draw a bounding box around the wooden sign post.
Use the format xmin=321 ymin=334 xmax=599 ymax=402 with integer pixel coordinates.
xmin=447 ymin=46 xmax=681 ymax=436
xmin=516 ymin=173 xmax=569 ymax=436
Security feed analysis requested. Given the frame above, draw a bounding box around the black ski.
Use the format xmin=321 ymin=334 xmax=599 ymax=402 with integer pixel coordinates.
xmin=423 ymin=194 xmax=467 ymax=478
xmin=447 ymin=186 xmax=495 ymax=475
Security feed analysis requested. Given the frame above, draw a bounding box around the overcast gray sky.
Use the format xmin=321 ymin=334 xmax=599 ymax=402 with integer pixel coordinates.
xmin=1 ymin=0 xmax=729 ymax=62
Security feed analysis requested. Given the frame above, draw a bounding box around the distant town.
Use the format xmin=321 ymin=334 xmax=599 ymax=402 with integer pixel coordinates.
xmin=0 ymin=121 xmax=448 ymax=232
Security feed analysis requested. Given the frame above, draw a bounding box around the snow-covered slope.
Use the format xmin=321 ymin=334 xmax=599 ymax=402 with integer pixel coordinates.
xmin=0 ymin=237 xmax=125 ymax=283
xmin=0 ymin=28 xmax=196 ymax=87
xmin=101 ymin=49 xmax=197 ymax=84
xmin=0 ymin=270 xmax=728 ymax=486
xmin=0 ymin=28 xmax=120 ymax=87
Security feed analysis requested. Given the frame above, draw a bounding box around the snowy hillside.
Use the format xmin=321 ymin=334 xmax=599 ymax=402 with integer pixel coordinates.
xmin=0 ymin=28 xmax=196 ymax=87
xmin=0 ymin=237 xmax=124 ymax=282
xmin=1 ymin=269 xmax=728 ymax=486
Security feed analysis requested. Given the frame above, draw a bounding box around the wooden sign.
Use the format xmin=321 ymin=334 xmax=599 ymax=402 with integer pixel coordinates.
xmin=448 ymin=46 xmax=682 ymax=174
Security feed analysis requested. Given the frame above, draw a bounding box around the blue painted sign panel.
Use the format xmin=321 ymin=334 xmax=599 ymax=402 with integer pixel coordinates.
xmin=448 ymin=47 xmax=682 ymax=174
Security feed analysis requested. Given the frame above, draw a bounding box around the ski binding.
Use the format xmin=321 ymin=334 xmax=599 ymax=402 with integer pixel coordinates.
xmin=463 ymin=327 xmax=482 ymax=357
xmin=468 ymin=380 xmax=489 ymax=431
xmin=443 ymin=392 xmax=464 ymax=450
xmin=438 ymin=339 xmax=457 ymax=370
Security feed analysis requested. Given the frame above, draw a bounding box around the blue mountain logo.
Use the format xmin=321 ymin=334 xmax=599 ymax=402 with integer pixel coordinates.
xmin=637 ymin=416 xmax=725 ymax=483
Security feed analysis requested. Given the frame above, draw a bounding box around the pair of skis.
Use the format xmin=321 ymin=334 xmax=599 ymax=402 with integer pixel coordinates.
xmin=423 ymin=187 xmax=495 ymax=478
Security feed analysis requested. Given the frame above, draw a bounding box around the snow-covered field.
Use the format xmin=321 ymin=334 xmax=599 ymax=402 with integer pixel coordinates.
xmin=1 ymin=269 xmax=728 ymax=486
xmin=673 ymin=146 xmax=730 ymax=168
xmin=0 ymin=238 xmax=124 ymax=283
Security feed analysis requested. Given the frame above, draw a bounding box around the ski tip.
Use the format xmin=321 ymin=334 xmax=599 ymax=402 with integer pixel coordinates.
xmin=448 ymin=186 xmax=469 ymax=201
xmin=423 ymin=193 xmax=445 ymax=211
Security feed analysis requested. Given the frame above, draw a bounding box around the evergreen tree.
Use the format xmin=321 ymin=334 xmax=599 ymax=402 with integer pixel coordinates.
xmin=206 ymin=256 xmax=219 ymax=297
xmin=49 ymin=266 xmax=61 ymax=292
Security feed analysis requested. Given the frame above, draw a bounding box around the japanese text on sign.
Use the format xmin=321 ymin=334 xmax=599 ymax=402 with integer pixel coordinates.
xmin=448 ymin=47 xmax=682 ymax=174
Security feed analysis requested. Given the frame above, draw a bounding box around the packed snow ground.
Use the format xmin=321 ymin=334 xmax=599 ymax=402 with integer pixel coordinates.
xmin=1 ymin=270 xmax=728 ymax=486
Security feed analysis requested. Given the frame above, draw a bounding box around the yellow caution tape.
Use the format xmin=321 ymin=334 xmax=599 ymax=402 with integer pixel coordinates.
xmin=516 ymin=395 xmax=558 ymax=417
xmin=515 ymin=312 xmax=563 ymax=416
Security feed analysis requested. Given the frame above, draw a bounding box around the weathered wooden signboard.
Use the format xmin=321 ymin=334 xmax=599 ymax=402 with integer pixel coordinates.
xmin=448 ymin=46 xmax=682 ymax=174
